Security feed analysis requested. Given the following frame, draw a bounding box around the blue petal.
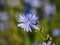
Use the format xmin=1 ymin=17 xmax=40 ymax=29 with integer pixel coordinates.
xmin=42 ymin=42 xmax=47 ymax=45
xmin=26 ymin=13 xmax=38 ymax=24
xmin=18 ymin=14 xmax=27 ymax=22
xmin=30 ymin=24 xmax=38 ymax=30
xmin=17 ymin=23 xmax=26 ymax=28
xmin=25 ymin=24 xmax=32 ymax=32
xmin=30 ymin=14 xmax=38 ymax=22
xmin=47 ymin=41 xmax=52 ymax=45
xmin=26 ymin=13 xmax=32 ymax=19
xmin=31 ymin=21 xmax=38 ymax=25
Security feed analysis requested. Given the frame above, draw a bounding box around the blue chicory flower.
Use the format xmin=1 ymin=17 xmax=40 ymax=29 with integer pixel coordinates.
xmin=42 ymin=42 xmax=46 ymax=45
xmin=30 ymin=0 xmax=43 ymax=8
xmin=44 ymin=3 xmax=56 ymax=15
xmin=52 ymin=28 xmax=60 ymax=37
xmin=17 ymin=13 xmax=39 ymax=32
xmin=42 ymin=41 xmax=55 ymax=45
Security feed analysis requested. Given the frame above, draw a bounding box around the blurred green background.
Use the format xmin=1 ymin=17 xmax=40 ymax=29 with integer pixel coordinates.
xmin=0 ymin=0 xmax=60 ymax=45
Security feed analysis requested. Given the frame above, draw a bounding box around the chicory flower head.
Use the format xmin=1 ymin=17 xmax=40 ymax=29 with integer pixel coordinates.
xmin=44 ymin=3 xmax=56 ymax=15
xmin=17 ymin=13 xmax=39 ymax=32
xmin=42 ymin=41 xmax=55 ymax=45
xmin=52 ymin=28 xmax=60 ymax=37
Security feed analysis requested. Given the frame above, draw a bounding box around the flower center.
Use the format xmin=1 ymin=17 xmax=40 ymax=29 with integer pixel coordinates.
xmin=27 ymin=21 xmax=30 ymax=24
